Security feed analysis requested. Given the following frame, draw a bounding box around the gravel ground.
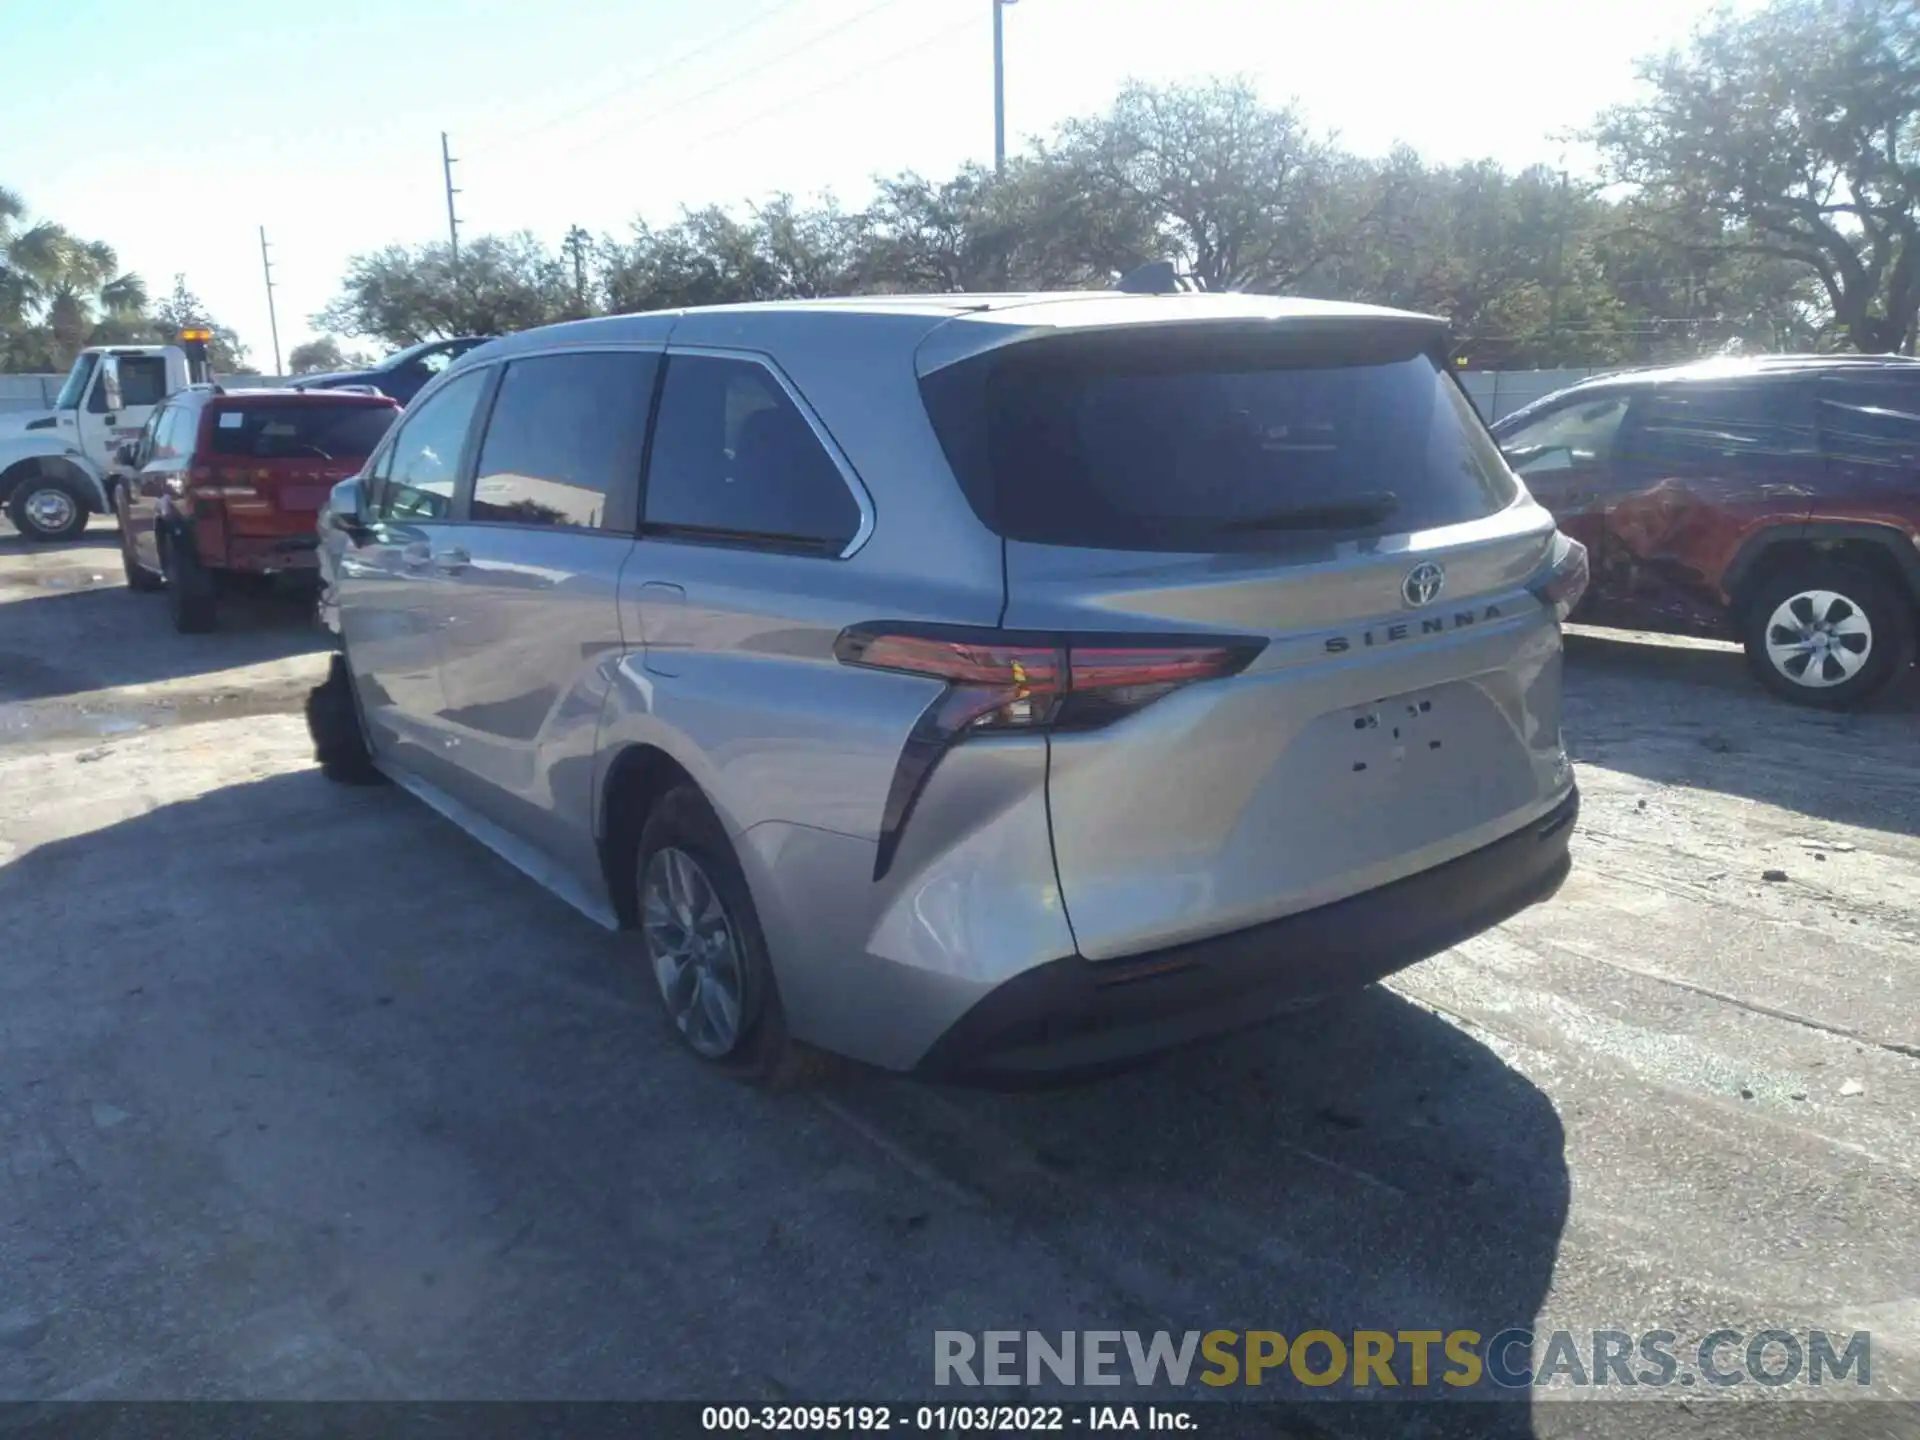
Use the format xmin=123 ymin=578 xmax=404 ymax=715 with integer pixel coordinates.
xmin=2 ymin=520 xmax=1917 ymax=1438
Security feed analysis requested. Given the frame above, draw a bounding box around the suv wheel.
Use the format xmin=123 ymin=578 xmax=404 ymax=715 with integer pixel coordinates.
xmin=7 ymin=474 xmax=90 ymax=542
xmin=1742 ymin=560 xmax=1914 ymax=709
xmin=160 ymin=533 xmax=219 ymax=633
xmin=634 ymin=785 xmax=833 ymax=1089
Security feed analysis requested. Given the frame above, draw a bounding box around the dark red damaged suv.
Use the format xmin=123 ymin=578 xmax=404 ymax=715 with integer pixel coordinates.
xmin=113 ymin=385 xmax=400 ymax=632
xmin=1490 ymin=355 xmax=1920 ymax=708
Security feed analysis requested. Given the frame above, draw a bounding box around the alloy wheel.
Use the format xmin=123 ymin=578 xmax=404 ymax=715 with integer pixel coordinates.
xmin=1763 ymin=589 xmax=1873 ymax=688
xmin=641 ymin=846 xmax=746 ymax=1058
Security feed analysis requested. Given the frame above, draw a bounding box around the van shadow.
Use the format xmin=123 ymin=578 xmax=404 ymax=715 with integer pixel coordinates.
xmin=853 ymin=986 xmax=1569 ymax=1433
xmin=0 ymin=531 xmax=329 ymax=705
xmin=1560 ymin=629 xmax=1920 ymax=838
xmin=0 ymin=766 xmax=1564 ymax=1426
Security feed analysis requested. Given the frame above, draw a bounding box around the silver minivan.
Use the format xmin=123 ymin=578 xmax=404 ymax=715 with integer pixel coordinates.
xmin=310 ymin=292 xmax=1586 ymax=1084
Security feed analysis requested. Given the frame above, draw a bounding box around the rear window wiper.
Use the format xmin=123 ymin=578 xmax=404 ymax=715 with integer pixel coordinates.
xmin=1216 ymin=492 xmax=1400 ymax=532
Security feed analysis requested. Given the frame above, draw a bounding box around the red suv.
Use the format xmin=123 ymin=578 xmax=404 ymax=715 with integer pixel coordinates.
xmin=114 ymin=386 xmax=401 ymax=632
xmin=1490 ymin=356 xmax=1920 ymax=708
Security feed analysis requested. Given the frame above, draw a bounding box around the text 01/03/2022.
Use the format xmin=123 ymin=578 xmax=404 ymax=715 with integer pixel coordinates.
xmin=700 ymin=1405 xmax=1196 ymax=1431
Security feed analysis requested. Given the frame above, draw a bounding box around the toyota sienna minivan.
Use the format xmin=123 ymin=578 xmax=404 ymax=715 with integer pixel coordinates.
xmin=308 ymin=291 xmax=1585 ymax=1084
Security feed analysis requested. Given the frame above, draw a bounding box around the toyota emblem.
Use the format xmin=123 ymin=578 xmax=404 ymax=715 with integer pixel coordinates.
xmin=1402 ymin=561 xmax=1445 ymax=608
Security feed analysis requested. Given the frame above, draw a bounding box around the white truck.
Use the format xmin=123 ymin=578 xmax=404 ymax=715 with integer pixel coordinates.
xmin=0 ymin=332 xmax=213 ymax=542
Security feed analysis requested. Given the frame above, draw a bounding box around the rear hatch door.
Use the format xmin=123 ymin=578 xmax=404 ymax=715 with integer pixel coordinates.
xmin=207 ymin=400 xmax=400 ymax=532
xmin=921 ymin=313 xmax=1574 ymax=961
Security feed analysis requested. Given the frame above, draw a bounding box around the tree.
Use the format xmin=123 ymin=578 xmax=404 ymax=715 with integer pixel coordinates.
xmin=1050 ymin=78 xmax=1349 ymax=293
xmin=314 ymin=232 xmax=575 ymax=347
xmin=602 ymin=195 xmax=865 ymax=313
xmin=1593 ymin=0 xmax=1920 ymax=353
xmin=0 ymin=187 xmax=149 ymax=370
xmin=149 ymin=274 xmax=249 ymax=372
xmin=287 ymin=336 xmax=373 ymax=374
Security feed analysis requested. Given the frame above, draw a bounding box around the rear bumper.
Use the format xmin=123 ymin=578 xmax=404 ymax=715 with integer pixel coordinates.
xmin=916 ymin=786 xmax=1578 ymax=1082
xmin=212 ymin=532 xmax=320 ymax=573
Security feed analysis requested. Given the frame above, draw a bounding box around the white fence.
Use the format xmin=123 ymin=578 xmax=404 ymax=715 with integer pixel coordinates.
xmin=1 ymin=366 xmax=1599 ymax=421
xmin=0 ymin=373 xmax=293 ymax=416
xmin=1457 ymin=368 xmax=1605 ymax=422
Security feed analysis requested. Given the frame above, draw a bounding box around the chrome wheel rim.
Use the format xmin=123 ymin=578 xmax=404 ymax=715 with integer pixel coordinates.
xmin=22 ymin=486 xmax=77 ymax=534
xmin=1764 ymin=589 xmax=1873 ymax=688
xmin=641 ymin=847 xmax=744 ymax=1058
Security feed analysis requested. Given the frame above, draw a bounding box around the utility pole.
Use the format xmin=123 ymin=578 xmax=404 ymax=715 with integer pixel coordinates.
xmin=441 ymin=131 xmax=462 ymax=276
xmin=1547 ymin=168 xmax=1568 ymax=360
xmin=993 ymin=0 xmax=1018 ymax=174
xmin=563 ymin=225 xmax=591 ymax=313
xmin=258 ymin=225 xmax=283 ymax=377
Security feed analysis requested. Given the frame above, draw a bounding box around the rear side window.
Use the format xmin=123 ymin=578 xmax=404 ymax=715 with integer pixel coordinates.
xmin=919 ymin=329 xmax=1519 ymax=551
xmin=1495 ymin=393 xmax=1630 ymax=476
xmin=643 ymin=354 xmax=863 ymax=555
xmin=207 ymin=404 xmax=397 ymax=460
xmin=1621 ymin=381 xmax=1819 ymax=471
xmin=1818 ymin=377 xmax=1920 ymax=473
xmin=117 ymin=356 xmax=171 ymax=408
xmin=471 ymin=350 xmax=657 ymax=530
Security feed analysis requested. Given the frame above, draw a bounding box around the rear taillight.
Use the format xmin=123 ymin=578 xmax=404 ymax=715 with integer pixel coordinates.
xmin=834 ymin=625 xmax=1263 ymax=733
xmin=185 ymin=463 xmax=257 ymax=500
xmin=1528 ymin=535 xmax=1590 ymax=623
xmin=836 ymin=623 xmax=1265 ymax=880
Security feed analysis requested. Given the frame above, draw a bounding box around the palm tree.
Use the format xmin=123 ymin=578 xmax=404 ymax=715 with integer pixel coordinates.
xmin=1 ymin=187 xmax=149 ymax=367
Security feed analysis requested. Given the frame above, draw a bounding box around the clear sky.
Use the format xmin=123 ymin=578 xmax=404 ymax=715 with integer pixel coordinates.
xmin=1 ymin=0 xmax=1738 ymax=368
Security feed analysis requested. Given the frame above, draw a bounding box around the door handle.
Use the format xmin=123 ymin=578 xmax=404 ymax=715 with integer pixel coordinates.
xmin=431 ymin=547 xmax=470 ymax=574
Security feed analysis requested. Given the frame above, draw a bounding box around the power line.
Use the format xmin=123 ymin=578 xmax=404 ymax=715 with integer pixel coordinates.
xmin=673 ymin=12 xmax=976 ymax=157
xmin=472 ymin=0 xmax=809 ymax=158
xmin=554 ymin=0 xmax=917 ymax=163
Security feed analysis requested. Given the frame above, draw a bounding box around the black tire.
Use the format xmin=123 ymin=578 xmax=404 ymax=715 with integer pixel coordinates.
xmin=160 ymin=531 xmax=218 ymax=633
xmin=1741 ymin=559 xmax=1915 ymax=710
xmin=117 ymin=507 xmax=163 ymax=592
xmin=634 ymin=785 xmax=835 ymax=1089
xmin=305 ymin=651 xmax=386 ymax=785
xmin=6 ymin=473 xmax=90 ymax=542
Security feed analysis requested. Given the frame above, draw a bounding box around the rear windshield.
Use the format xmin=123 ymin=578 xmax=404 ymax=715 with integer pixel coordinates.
xmin=920 ymin=328 xmax=1520 ymax=551
xmin=206 ymin=403 xmax=397 ymax=461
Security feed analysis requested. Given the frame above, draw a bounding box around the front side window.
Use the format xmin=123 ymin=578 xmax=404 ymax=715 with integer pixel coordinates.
xmin=471 ymin=350 xmax=657 ymax=530
xmin=133 ymin=407 xmax=165 ymax=464
xmin=151 ymin=406 xmax=186 ymax=460
xmin=370 ymin=369 xmax=488 ymax=523
xmin=55 ymin=353 xmax=99 ymax=411
xmin=1497 ymin=394 xmax=1630 ymax=476
xmin=643 ymin=354 xmax=862 ymax=554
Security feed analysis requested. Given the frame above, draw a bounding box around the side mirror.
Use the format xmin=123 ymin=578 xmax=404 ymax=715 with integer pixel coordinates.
xmin=98 ymin=356 xmax=124 ymax=414
xmin=114 ymin=442 xmax=136 ymax=468
xmin=322 ymin=476 xmax=370 ymax=539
